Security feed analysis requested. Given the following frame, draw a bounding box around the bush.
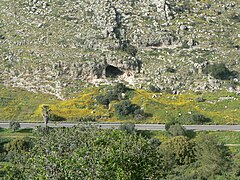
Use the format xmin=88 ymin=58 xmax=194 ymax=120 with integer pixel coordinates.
xmin=165 ymin=120 xmax=178 ymax=131
xmin=49 ymin=114 xmax=66 ymax=121
xmin=96 ymin=95 xmax=110 ymax=106
xmin=4 ymin=138 xmax=32 ymax=153
xmin=189 ymin=114 xmax=211 ymax=124
xmin=148 ymin=138 xmax=161 ymax=146
xmin=115 ymin=100 xmax=146 ymax=119
xmin=96 ymin=83 xmax=130 ymax=107
xmin=113 ymin=83 xmax=129 ymax=94
xmin=134 ymin=114 xmax=146 ymax=120
xmin=167 ymin=124 xmax=186 ymax=137
xmin=122 ymin=40 xmax=138 ymax=57
xmin=134 ymin=109 xmax=148 ymax=120
xmin=107 ymin=83 xmax=129 ymax=101
xmin=204 ymin=63 xmax=237 ymax=80
xmin=77 ymin=116 xmax=98 ymax=122
xmin=119 ymin=123 xmax=135 ymax=134
xmin=9 ymin=121 xmax=20 ymax=132
xmin=115 ymin=100 xmax=137 ymax=116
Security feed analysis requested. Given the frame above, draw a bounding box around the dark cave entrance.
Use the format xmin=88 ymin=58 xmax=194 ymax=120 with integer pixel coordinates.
xmin=106 ymin=65 xmax=124 ymax=78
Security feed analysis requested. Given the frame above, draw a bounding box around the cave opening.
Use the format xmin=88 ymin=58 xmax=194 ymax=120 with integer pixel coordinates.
xmin=106 ymin=65 xmax=124 ymax=78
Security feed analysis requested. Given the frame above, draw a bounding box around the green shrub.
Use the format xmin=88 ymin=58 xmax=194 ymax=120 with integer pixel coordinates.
xmin=119 ymin=123 xmax=135 ymax=134
xmin=96 ymin=95 xmax=110 ymax=105
xmin=189 ymin=114 xmax=211 ymax=124
xmin=9 ymin=121 xmax=20 ymax=132
xmin=165 ymin=120 xmax=178 ymax=131
xmin=167 ymin=124 xmax=186 ymax=137
xmin=49 ymin=114 xmax=66 ymax=121
xmin=4 ymin=138 xmax=32 ymax=153
xmin=115 ymin=100 xmax=149 ymax=120
xmin=122 ymin=40 xmax=138 ymax=56
xmin=204 ymin=63 xmax=237 ymax=80
xmin=97 ymin=83 xmax=131 ymax=108
xmin=115 ymin=100 xmax=137 ymax=116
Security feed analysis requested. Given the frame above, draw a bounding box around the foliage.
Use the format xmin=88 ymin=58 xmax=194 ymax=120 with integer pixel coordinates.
xmin=96 ymin=95 xmax=110 ymax=106
xmin=188 ymin=113 xmax=211 ymax=124
xmin=204 ymin=63 xmax=237 ymax=80
xmin=160 ymin=136 xmax=196 ymax=166
xmin=167 ymin=124 xmax=187 ymax=137
xmin=1 ymin=126 xmax=240 ymax=179
xmin=121 ymin=40 xmax=138 ymax=57
xmin=119 ymin=123 xmax=135 ymax=134
xmin=49 ymin=113 xmax=66 ymax=121
xmin=165 ymin=119 xmax=178 ymax=131
xmin=7 ymin=126 xmax=163 ymax=179
xmin=194 ymin=133 xmax=231 ymax=178
xmin=115 ymin=100 xmax=137 ymax=116
xmin=4 ymin=138 xmax=32 ymax=153
xmin=9 ymin=121 xmax=20 ymax=132
xmin=176 ymin=113 xmax=211 ymax=125
xmin=114 ymin=100 xmax=148 ymax=120
xmin=96 ymin=83 xmax=130 ymax=107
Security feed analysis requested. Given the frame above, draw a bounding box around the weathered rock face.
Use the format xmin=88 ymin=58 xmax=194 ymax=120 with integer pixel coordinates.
xmin=0 ymin=0 xmax=239 ymax=97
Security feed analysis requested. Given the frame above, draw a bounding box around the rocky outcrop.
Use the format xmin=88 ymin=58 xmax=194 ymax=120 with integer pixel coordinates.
xmin=0 ymin=0 xmax=239 ymax=97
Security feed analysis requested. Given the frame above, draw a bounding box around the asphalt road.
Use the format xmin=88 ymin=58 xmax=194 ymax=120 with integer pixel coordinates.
xmin=0 ymin=123 xmax=240 ymax=131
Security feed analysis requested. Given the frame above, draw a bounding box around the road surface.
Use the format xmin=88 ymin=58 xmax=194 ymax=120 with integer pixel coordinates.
xmin=0 ymin=123 xmax=240 ymax=131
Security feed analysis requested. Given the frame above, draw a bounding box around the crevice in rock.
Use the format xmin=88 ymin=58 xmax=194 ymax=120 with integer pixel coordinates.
xmin=106 ymin=65 xmax=124 ymax=78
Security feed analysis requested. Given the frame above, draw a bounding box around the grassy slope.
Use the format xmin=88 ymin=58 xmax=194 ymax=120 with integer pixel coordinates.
xmin=0 ymin=85 xmax=59 ymax=122
xmin=46 ymin=88 xmax=240 ymax=124
xmin=0 ymin=84 xmax=239 ymax=124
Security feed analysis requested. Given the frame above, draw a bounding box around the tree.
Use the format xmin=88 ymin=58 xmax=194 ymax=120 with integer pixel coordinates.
xmin=167 ymin=124 xmax=186 ymax=137
xmin=160 ymin=136 xmax=196 ymax=167
xmin=114 ymin=100 xmax=144 ymax=118
xmin=194 ymin=133 xmax=231 ymax=178
xmin=165 ymin=119 xmax=178 ymax=131
xmin=96 ymin=83 xmax=129 ymax=108
xmin=9 ymin=121 xmax=20 ymax=132
xmin=41 ymin=105 xmax=51 ymax=127
xmin=4 ymin=138 xmax=32 ymax=153
xmin=96 ymin=95 xmax=110 ymax=106
xmin=115 ymin=100 xmax=134 ymax=116
xmin=7 ymin=126 xmax=164 ymax=179
xmin=119 ymin=123 xmax=135 ymax=134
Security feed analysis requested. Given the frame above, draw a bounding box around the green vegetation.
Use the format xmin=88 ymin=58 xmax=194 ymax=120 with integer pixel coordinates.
xmin=0 ymin=126 xmax=238 ymax=179
xmin=0 ymin=85 xmax=58 ymax=122
xmin=0 ymin=125 xmax=240 ymax=178
xmin=0 ymin=85 xmax=239 ymax=124
xmin=9 ymin=121 xmax=20 ymax=132
xmin=167 ymin=124 xmax=187 ymax=137
xmin=204 ymin=63 xmax=238 ymax=80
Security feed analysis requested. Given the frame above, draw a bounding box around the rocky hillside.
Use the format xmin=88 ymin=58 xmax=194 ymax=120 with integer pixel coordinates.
xmin=0 ymin=0 xmax=239 ymax=98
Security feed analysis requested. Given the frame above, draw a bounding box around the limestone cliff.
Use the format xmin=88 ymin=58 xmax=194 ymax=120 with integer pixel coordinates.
xmin=0 ymin=0 xmax=239 ymax=98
